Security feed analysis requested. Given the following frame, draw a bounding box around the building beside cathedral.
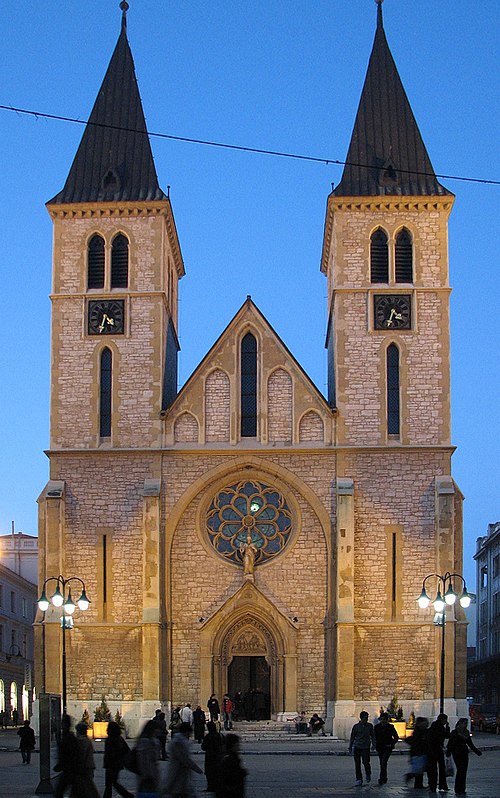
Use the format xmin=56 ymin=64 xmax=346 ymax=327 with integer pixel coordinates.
xmin=35 ymin=3 xmax=467 ymax=737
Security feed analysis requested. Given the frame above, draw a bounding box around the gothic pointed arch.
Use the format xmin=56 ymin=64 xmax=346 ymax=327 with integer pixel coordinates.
xmin=299 ymin=410 xmax=324 ymax=442
xmin=111 ymin=233 xmax=129 ymax=288
xmin=370 ymin=227 xmax=389 ymax=282
xmin=87 ymin=233 xmax=105 ymax=289
xmin=267 ymin=368 xmax=292 ymax=442
xmin=99 ymin=347 xmax=112 ymax=438
xmin=174 ymin=411 xmax=199 ymax=443
xmin=395 ymin=227 xmax=413 ymax=282
xmin=386 ymin=342 xmax=400 ymax=435
xmin=240 ymin=332 xmax=257 ymax=437
xmin=205 ymin=369 xmax=230 ymax=442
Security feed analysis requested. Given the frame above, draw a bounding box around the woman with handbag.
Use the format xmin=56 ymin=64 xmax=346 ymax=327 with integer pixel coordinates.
xmin=405 ymin=717 xmax=429 ymax=789
xmin=446 ymin=717 xmax=482 ymax=796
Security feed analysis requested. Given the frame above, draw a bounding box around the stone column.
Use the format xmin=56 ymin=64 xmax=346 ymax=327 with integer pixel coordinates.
xmin=37 ymin=481 xmax=65 ymax=699
xmin=435 ymin=476 xmax=456 ymax=712
xmin=142 ymin=478 xmax=162 ymax=703
xmin=332 ymin=478 xmax=356 ymax=737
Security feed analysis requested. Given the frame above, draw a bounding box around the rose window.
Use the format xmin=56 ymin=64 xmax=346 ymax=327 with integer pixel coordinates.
xmin=207 ymin=480 xmax=292 ymax=566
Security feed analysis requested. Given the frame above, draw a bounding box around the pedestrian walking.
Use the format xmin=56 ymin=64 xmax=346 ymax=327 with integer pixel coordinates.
xmin=17 ymin=719 xmax=36 ymax=764
xmin=72 ymin=721 xmax=100 ymax=798
xmin=164 ymin=721 xmax=202 ymax=797
xmin=54 ymin=715 xmax=80 ymax=798
xmin=208 ymin=694 xmax=220 ymax=723
xmin=201 ymin=721 xmax=224 ymax=793
xmin=405 ymin=716 xmax=429 ymax=789
xmin=348 ymin=711 xmax=375 ymax=786
xmin=427 ymin=712 xmax=450 ymax=793
xmin=136 ymin=718 xmax=161 ymax=798
xmin=374 ymin=712 xmax=398 ymax=784
xmin=12 ymin=708 xmax=19 ymax=726
xmin=102 ymin=720 xmax=133 ymax=798
xmin=153 ymin=709 xmax=168 ymax=759
xmin=193 ymin=705 xmax=206 ymax=743
xmin=446 ymin=717 xmax=482 ymax=796
xmin=215 ymin=733 xmax=247 ymax=798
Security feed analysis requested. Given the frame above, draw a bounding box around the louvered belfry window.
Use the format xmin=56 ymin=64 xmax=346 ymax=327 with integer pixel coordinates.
xmin=111 ymin=234 xmax=129 ymax=288
xmin=395 ymin=228 xmax=413 ymax=282
xmin=387 ymin=344 xmax=400 ymax=435
xmin=100 ymin=348 xmax=112 ymax=438
xmin=241 ymin=332 xmax=257 ymax=437
xmin=87 ymin=234 xmax=105 ymax=289
xmin=370 ymin=228 xmax=389 ymax=282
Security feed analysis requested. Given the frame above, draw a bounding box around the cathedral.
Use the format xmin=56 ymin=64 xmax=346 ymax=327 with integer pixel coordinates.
xmin=36 ymin=2 xmax=467 ymax=738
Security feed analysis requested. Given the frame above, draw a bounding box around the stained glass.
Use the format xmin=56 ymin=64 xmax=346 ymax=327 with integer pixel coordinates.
xmin=207 ymin=480 xmax=292 ymax=566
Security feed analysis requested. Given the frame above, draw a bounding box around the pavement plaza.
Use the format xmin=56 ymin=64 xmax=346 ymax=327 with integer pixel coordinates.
xmin=0 ymin=730 xmax=498 ymax=798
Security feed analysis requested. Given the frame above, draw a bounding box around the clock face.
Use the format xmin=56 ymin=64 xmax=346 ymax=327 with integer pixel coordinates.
xmin=87 ymin=299 xmax=125 ymax=335
xmin=374 ymin=294 xmax=411 ymax=330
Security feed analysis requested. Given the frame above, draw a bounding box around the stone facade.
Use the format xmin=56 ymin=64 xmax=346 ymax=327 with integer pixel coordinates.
xmin=35 ymin=13 xmax=467 ymax=740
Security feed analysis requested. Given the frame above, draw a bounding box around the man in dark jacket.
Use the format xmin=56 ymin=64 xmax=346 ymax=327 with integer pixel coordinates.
xmin=348 ymin=711 xmax=376 ymax=786
xmin=374 ymin=712 xmax=399 ymax=784
xmin=17 ymin=719 xmax=36 ymax=764
xmin=427 ymin=713 xmax=450 ymax=793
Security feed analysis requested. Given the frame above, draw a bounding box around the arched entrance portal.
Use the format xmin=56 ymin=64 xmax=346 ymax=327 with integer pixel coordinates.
xmin=227 ymin=628 xmax=271 ymax=720
xmin=198 ymin=581 xmax=298 ymax=720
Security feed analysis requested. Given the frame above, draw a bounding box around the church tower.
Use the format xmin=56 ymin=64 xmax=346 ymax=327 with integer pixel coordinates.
xmin=321 ymin=1 xmax=466 ymax=734
xmin=47 ymin=3 xmax=183 ymax=452
xmin=37 ymin=3 xmax=184 ymax=722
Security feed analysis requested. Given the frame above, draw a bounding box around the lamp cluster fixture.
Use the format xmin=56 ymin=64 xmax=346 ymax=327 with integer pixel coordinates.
xmin=38 ymin=576 xmax=90 ymax=629
xmin=417 ymin=572 xmax=471 ymax=613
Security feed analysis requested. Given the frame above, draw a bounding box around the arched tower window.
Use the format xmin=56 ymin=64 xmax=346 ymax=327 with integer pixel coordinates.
xmin=100 ymin=348 xmax=112 ymax=438
xmin=387 ymin=344 xmax=400 ymax=435
xmin=87 ymin=234 xmax=105 ymax=289
xmin=241 ymin=332 xmax=257 ymax=437
xmin=370 ymin=228 xmax=389 ymax=283
xmin=111 ymin=234 xmax=129 ymax=288
xmin=395 ymin=228 xmax=413 ymax=282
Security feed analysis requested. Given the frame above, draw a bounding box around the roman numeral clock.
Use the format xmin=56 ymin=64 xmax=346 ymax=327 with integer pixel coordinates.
xmin=373 ymin=294 xmax=412 ymax=330
xmin=87 ymin=299 xmax=125 ymax=335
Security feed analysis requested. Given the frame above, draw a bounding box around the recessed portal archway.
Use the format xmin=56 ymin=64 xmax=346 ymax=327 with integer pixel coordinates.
xmin=198 ymin=581 xmax=298 ymax=720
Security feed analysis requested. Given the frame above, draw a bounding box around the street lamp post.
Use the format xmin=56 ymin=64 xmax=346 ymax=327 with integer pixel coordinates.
xmin=37 ymin=575 xmax=90 ymax=715
xmin=417 ymin=572 xmax=470 ymax=715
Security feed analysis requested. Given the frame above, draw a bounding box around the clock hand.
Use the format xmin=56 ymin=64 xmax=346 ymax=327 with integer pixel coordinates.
xmin=98 ymin=313 xmax=115 ymax=333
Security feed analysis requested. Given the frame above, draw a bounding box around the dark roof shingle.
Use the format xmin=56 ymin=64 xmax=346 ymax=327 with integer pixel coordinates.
xmin=334 ymin=5 xmax=452 ymax=197
xmin=48 ymin=25 xmax=166 ymax=204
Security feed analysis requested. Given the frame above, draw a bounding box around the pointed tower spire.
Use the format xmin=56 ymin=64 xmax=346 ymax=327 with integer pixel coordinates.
xmin=334 ymin=1 xmax=451 ymax=197
xmin=49 ymin=1 xmax=166 ymax=204
xmin=120 ymin=1 xmax=129 ymax=32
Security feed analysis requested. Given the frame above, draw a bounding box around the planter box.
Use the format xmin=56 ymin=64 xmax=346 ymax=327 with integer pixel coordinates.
xmin=392 ymin=721 xmax=407 ymax=739
xmin=92 ymin=721 xmax=109 ymax=739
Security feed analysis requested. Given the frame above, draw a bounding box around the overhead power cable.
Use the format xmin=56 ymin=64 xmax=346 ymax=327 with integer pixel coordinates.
xmin=1 ymin=103 xmax=498 ymax=186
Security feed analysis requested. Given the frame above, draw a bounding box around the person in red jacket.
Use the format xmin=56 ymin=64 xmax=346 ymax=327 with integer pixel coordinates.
xmin=223 ymin=694 xmax=234 ymax=730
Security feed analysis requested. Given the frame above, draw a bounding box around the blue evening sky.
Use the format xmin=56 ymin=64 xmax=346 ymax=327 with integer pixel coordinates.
xmin=0 ymin=1 xmax=498 ymax=589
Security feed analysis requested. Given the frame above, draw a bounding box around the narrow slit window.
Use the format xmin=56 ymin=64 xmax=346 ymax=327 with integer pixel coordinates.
xmin=111 ymin=233 xmax=129 ymax=288
xmin=370 ymin=228 xmax=389 ymax=283
xmin=87 ymin=234 xmax=105 ymax=289
xmin=395 ymin=228 xmax=413 ymax=282
xmin=100 ymin=348 xmax=112 ymax=438
xmin=102 ymin=534 xmax=107 ymax=605
xmin=386 ymin=344 xmax=400 ymax=435
xmin=241 ymin=333 xmax=257 ymax=437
